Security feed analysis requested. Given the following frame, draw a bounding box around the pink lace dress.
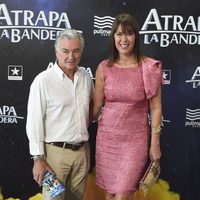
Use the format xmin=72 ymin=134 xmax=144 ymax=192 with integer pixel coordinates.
xmin=95 ymin=58 xmax=162 ymax=194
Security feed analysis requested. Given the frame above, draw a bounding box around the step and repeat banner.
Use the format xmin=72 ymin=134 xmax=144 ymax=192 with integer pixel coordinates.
xmin=0 ymin=0 xmax=199 ymax=199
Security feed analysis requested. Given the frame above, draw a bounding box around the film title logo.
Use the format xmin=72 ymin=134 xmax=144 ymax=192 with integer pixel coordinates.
xmin=185 ymin=66 xmax=200 ymax=88
xmin=8 ymin=65 xmax=23 ymax=80
xmin=0 ymin=105 xmax=24 ymax=123
xmin=140 ymin=8 xmax=200 ymax=47
xmin=93 ymin=16 xmax=114 ymax=36
xmin=0 ymin=3 xmax=71 ymax=43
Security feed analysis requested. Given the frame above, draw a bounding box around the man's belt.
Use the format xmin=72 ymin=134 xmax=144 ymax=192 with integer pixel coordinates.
xmin=46 ymin=141 xmax=86 ymax=151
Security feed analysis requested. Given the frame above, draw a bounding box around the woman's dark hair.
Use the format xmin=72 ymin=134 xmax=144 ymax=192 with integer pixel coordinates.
xmin=108 ymin=13 xmax=143 ymax=67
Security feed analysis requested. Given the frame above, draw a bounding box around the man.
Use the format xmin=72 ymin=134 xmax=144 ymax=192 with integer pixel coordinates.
xmin=26 ymin=29 xmax=93 ymax=200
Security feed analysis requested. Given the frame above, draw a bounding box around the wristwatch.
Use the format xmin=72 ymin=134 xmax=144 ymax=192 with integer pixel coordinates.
xmin=31 ymin=155 xmax=44 ymax=161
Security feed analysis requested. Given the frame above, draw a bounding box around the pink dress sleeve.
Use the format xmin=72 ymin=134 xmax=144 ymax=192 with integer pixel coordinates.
xmin=99 ymin=59 xmax=109 ymax=80
xmin=142 ymin=58 xmax=163 ymax=99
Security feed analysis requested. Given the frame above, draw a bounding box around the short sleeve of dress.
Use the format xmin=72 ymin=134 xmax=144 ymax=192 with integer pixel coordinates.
xmin=99 ymin=59 xmax=109 ymax=80
xmin=142 ymin=58 xmax=163 ymax=99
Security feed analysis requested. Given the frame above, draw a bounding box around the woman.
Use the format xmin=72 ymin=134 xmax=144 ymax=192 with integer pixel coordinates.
xmin=93 ymin=13 xmax=162 ymax=200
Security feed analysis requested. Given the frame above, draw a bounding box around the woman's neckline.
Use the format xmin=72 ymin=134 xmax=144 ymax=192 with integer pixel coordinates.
xmin=113 ymin=63 xmax=141 ymax=69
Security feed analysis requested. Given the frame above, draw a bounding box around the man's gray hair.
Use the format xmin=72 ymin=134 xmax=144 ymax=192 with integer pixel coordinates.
xmin=55 ymin=29 xmax=84 ymax=50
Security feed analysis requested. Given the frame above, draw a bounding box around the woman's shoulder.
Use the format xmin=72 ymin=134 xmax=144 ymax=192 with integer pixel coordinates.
xmin=141 ymin=57 xmax=163 ymax=99
xmin=99 ymin=59 xmax=109 ymax=67
xmin=142 ymin=57 xmax=162 ymax=67
xmin=97 ymin=59 xmax=110 ymax=73
xmin=96 ymin=59 xmax=110 ymax=80
xmin=142 ymin=57 xmax=161 ymax=65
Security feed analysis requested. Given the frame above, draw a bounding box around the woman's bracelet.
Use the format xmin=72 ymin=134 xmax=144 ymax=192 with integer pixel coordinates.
xmin=152 ymin=124 xmax=162 ymax=134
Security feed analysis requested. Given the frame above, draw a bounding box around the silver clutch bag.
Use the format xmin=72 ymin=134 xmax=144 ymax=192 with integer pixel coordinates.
xmin=139 ymin=161 xmax=160 ymax=195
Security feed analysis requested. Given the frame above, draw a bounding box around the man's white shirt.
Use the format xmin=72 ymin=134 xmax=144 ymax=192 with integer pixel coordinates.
xmin=26 ymin=62 xmax=93 ymax=155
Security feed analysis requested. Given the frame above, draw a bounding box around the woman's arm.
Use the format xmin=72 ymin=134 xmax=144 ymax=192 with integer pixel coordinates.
xmin=149 ymin=86 xmax=162 ymax=165
xmin=92 ymin=64 xmax=105 ymax=121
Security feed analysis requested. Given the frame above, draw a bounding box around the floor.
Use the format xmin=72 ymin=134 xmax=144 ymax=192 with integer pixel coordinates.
xmin=83 ymin=172 xmax=105 ymax=200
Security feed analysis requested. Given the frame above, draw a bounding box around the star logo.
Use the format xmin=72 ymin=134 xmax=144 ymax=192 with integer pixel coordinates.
xmin=11 ymin=67 xmax=20 ymax=75
xmin=162 ymin=70 xmax=171 ymax=85
xmin=8 ymin=65 xmax=23 ymax=80
xmin=163 ymin=71 xmax=168 ymax=80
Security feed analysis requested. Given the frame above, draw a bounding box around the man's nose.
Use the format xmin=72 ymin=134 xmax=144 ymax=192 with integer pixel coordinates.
xmin=68 ymin=52 xmax=75 ymax=59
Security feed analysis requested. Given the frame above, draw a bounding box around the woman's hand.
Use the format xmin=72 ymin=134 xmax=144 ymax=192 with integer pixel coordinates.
xmin=149 ymin=144 xmax=161 ymax=167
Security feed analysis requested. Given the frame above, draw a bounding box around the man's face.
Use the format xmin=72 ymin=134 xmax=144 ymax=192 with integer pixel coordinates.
xmin=56 ymin=38 xmax=82 ymax=71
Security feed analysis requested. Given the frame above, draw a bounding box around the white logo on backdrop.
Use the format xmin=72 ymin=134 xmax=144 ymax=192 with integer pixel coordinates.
xmin=79 ymin=66 xmax=95 ymax=80
xmin=163 ymin=70 xmax=171 ymax=85
xmin=0 ymin=105 xmax=24 ymax=123
xmin=140 ymin=8 xmax=200 ymax=47
xmin=185 ymin=66 xmax=200 ymax=88
xmin=0 ymin=3 xmax=71 ymax=43
xmin=8 ymin=65 xmax=23 ymax=80
xmin=93 ymin=15 xmax=115 ymax=36
xmin=185 ymin=108 xmax=200 ymax=128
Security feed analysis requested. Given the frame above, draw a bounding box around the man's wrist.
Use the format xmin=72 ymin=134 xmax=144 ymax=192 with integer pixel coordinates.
xmin=31 ymin=155 xmax=44 ymax=161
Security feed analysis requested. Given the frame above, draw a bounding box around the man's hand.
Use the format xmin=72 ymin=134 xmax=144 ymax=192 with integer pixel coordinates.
xmin=32 ymin=160 xmax=54 ymax=186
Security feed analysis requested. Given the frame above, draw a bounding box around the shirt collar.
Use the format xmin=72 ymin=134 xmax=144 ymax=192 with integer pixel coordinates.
xmin=53 ymin=62 xmax=65 ymax=79
xmin=53 ymin=62 xmax=80 ymax=80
